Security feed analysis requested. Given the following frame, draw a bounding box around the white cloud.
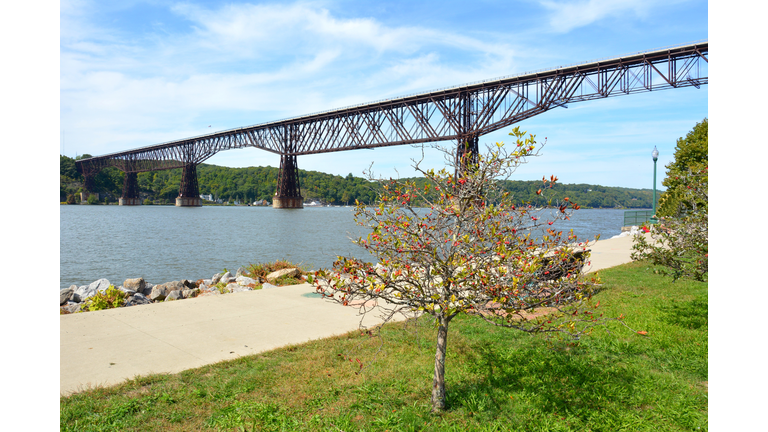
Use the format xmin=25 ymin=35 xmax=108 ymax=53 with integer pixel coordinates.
xmin=539 ymin=0 xmax=667 ymax=33
xmin=169 ymin=2 xmax=513 ymax=56
xmin=60 ymin=1 xmax=521 ymax=156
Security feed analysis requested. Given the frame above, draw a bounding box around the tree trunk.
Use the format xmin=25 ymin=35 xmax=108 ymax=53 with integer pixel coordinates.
xmin=431 ymin=314 xmax=450 ymax=412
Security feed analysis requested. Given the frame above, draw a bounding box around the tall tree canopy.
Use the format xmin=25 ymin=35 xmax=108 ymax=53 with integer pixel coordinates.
xmin=657 ymin=118 xmax=708 ymax=217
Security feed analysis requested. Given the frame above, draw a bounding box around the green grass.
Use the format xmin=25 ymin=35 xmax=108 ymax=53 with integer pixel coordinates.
xmin=60 ymin=261 xmax=707 ymax=431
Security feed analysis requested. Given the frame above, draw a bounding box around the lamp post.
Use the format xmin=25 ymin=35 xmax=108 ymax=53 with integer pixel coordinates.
xmin=651 ymin=146 xmax=659 ymax=224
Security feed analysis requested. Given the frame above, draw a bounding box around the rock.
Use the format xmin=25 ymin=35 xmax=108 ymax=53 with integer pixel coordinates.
xmin=61 ymin=303 xmax=81 ymax=314
xmin=140 ymin=283 xmax=154 ymax=296
xmin=118 ymin=286 xmax=137 ymax=296
xmin=95 ymin=279 xmax=113 ymax=294
xmin=220 ymin=272 xmax=235 ymax=284
xmin=211 ymin=273 xmax=222 ymax=284
xmin=60 ymin=286 xmax=75 ymax=305
xmin=182 ymin=288 xmax=199 ymax=299
xmin=375 ymin=263 xmax=388 ymax=277
xmin=163 ymin=280 xmax=187 ymax=291
xmin=235 ymin=267 xmax=247 ymax=277
xmin=196 ymin=285 xmax=219 ymax=297
xmin=124 ymin=293 xmax=152 ymax=307
xmin=230 ymin=285 xmax=252 ymax=293
xmin=165 ymin=290 xmax=183 ymax=301
xmin=202 ymin=279 xmax=213 ymax=286
xmin=74 ymin=278 xmax=110 ymax=301
xmin=149 ymin=285 xmax=170 ymax=301
xmin=261 ymin=282 xmax=279 ymax=289
xmin=236 ymin=276 xmax=258 ymax=286
xmin=266 ymin=268 xmax=300 ymax=281
xmin=123 ymin=277 xmax=146 ymax=292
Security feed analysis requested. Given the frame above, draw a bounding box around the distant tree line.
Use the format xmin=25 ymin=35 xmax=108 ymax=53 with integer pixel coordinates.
xmin=60 ymin=155 xmax=655 ymax=208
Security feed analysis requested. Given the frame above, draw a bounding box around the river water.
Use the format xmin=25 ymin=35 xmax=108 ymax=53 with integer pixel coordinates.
xmin=60 ymin=205 xmax=635 ymax=290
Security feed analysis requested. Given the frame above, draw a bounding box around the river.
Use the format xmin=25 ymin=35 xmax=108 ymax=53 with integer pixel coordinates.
xmin=60 ymin=205 xmax=636 ymax=290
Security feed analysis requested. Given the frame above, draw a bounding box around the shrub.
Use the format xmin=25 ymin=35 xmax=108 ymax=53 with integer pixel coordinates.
xmin=81 ymin=285 xmax=127 ymax=312
xmin=246 ymin=259 xmax=307 ymax=282
xmin=632 ymin=166 xmax=707 ymax=281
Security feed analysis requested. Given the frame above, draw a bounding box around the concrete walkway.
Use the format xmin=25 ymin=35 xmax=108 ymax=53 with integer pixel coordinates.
xmin=60 ymin=234 xmax=638 ymax=396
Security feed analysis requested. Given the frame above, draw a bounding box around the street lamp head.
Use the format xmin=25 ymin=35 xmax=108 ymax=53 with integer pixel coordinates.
xmin=652 ymin=146 xmax=659 ymax=162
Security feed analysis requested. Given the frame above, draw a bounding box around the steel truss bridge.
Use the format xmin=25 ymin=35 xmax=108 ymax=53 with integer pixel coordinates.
xmin=75 ymin=41 xmax=708 ymax=207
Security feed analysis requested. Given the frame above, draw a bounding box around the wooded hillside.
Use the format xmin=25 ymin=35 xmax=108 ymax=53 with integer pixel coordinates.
xmin=60 ymin=155 xmax=655 ymax=208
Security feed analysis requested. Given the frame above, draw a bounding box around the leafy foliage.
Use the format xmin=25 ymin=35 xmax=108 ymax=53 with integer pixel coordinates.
xmin=81 ymin=285 xmax=127 ymax=312
xmin=657 ymin=118 xmax=708 ymax=217
xmin=312 ymin=127 xmax=613 ymax=412
xmin=632 ymin=165 xmax=708 ymax=281
xmin=631 ymin=120 xmax=708 ymax=281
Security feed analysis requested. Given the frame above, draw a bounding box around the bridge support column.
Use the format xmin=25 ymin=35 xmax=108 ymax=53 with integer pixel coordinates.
xmin=456 ymin=91 xmax=479 ymax=178
xmin=176 ymin=164 xmax=202 ymax=207
xmin=80 ymin=174 xmax=98 ymax=202
xmin=119 ymin=172 xmax=142 ymax=205
xmin=273 ymin=154 xmax=303 ymax=208
xmin=456 ymin=135 xmax=479 ymax=175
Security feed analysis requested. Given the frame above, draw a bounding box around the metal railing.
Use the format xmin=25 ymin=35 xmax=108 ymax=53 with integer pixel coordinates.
xmin=624 ymin=210 xmax=656 ymax=226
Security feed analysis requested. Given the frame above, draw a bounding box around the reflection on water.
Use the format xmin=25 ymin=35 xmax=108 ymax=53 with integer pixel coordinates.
xmin=60 ymin=205 xmax=633 ymax=289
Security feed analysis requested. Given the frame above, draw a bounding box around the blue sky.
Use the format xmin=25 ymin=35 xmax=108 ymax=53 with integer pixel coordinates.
xmin=60 ymin=0 xmax=707 ymax=189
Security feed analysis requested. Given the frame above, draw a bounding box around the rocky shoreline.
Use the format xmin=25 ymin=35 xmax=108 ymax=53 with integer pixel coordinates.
xmin=60 ymin=267 xmax=305 ymax=314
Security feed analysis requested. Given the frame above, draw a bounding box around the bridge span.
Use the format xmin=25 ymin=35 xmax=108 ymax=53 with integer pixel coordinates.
xmin=75 ymin=41 xmax=708 ymax=208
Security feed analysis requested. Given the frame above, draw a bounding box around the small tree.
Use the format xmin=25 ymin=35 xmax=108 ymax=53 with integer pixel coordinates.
xmin=312 ymin=127 xmax=608 ymax=413
xmin=631 ymin=165 xmax=708 ymax=281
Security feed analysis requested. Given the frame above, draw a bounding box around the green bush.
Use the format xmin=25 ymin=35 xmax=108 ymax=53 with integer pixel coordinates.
xmin=246 ymin=259 xmax=308 ymax=282
xmin=81 ymin=285 xmax=127 ymax=312
xmin=215 ymin=282 xmax=229 ymax=294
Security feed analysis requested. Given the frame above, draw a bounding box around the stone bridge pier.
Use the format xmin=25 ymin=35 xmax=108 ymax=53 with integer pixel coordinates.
xmin=80 ymin=174 xmax=98 ymax=202
xmin=176 ymin=164 xmax=202 ymax=207
xmin=273 ymin=153 xmax=303 ymax=208
xmin=119 ymin=172 xmax=142 ymax=205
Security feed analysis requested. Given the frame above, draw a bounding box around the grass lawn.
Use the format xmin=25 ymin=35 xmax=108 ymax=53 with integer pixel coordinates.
xmin=60 ymin=261 xmax=708 ymax=431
